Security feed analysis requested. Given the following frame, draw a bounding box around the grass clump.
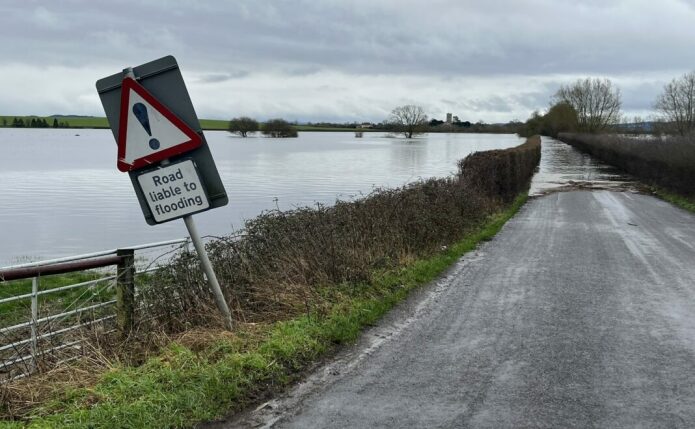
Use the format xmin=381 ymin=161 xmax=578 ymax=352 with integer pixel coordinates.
xmin=652 ymin=188 xmax=695 ymax=213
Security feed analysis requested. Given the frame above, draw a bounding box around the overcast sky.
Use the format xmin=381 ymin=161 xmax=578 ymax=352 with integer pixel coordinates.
xmin=1 ymin=0 xmax=694 ymax=123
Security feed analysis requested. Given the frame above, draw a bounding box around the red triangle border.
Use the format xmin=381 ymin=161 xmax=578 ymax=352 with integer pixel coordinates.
xmin=117 ymin=77 xmax=202 ymax=172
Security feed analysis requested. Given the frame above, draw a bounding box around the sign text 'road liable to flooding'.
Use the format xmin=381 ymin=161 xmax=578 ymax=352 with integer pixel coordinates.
xmin=137 ymin=160 xmax=210 ymax=223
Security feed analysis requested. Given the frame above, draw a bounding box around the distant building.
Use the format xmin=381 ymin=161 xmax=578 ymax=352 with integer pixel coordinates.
xmin=446 ymin=113 xmax=453 ymax=124
xmin=453 ymin=115 xmax=460 ymax=123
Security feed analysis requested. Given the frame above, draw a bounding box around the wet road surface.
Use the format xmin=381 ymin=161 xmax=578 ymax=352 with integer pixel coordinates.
xmin=529 ymin=136 xmax=634 ymax=195
xmin=219 ymin=140 xmax=695 ymax=428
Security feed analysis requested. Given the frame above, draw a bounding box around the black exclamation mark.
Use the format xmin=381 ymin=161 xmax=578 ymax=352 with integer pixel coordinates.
xmin=132 ymin=102 xmax=160 ymax=150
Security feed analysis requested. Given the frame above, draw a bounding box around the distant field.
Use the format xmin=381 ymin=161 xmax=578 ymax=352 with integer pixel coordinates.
xmin=0 ymin=116 xmax=377 ymax=132
xmin=296 ymin=125 xmax=360 ymax=132
xmin=0 ymin=115 xmax=110 ymax=128
xmin=198 ymin=119 xmax=229 ymax=130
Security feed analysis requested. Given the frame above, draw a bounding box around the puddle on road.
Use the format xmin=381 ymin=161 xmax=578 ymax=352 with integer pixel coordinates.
xmin=529 ymin=137 xmax=638 ymax=196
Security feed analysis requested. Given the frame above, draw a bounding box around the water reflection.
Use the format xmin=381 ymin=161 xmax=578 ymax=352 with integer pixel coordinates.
xmin=0 ymin=129 xmax=523 ymax=265
xmin=530 ymin=136 xmax=633 ymax=195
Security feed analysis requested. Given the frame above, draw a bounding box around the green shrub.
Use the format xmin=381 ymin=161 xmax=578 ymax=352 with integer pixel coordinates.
xmin=261 ymin=119 xmax=298 ymax=138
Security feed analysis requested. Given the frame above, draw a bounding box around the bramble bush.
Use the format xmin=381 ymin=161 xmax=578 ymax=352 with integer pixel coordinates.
xmin=142 ymin=136 xmax=542 ymax=330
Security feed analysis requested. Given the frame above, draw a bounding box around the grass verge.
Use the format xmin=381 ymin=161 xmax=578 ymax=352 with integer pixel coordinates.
xmin=0 ymin=272 xmax=107 ymax=328
xmin=652 ymin=188 xmax=695 ymax=214
xmin=3 ymin=195 xmax=527 ymax=429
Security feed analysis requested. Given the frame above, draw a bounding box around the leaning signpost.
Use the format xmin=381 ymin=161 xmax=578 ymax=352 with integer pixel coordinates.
xmin=96 ymin=55 xmax=233 ymax=329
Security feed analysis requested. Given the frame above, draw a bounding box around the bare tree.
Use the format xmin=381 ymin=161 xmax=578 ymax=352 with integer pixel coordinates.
xmin=554 ymin=78 xmax=621 ymax=133
xmin=228 ymin=116 xmax=259 ymax=137
xmin=654 ymin=71 xmax=695 ymax=136
xmin=388 ymin=105 xmax=428 ymax=138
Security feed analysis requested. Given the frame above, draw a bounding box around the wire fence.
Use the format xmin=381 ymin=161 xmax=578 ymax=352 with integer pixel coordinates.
xmin=0 ymin=238 xmax=189 ymax=383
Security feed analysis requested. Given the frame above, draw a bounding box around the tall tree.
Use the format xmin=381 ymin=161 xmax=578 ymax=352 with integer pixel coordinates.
xmin=228 ymin=116 xmax=259 ymax=137
xmin=655 ymin=71 xmax=695 ymax=136
xmin=387 ymin=105 xmax=428 ymax=138
xmin=554 ymin=78 xmax=621 ymax=132
xmin=543 ymin=102 xmax=578 ymax=137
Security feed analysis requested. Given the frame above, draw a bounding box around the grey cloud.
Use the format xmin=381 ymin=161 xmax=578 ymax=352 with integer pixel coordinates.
xmin=196 ymin=71 xmax=249 ymax=83
xmin=461 ymin=96 xmax=516 ymax=114
xmin=2 ymin=0 xmax=692 ymax=76
xmin=620 ymin=81 xmax=664 ymax=111
xmin=0 ymin=0 xmax=693 ymax=121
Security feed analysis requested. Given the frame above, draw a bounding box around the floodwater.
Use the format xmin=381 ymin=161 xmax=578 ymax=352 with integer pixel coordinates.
xmin=0 ymin=129 xmax=524 ymax=266
xmin=529 ymin=136 xmax=633 ymax=196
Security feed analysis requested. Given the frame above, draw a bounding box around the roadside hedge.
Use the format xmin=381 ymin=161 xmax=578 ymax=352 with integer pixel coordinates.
xmin=558 ymin=133 xmax=695 ymax=196
xmin=459 ymin=135 xmax=541 ymax=203
xmin=143 ymin=136 xmax=542 ymax=329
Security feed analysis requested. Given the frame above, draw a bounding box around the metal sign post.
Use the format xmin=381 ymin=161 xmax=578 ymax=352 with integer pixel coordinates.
xmin=96 ymin=56 xmax=233 ymax=330
xmin=183 ymin=215 xmax=232 ymax=329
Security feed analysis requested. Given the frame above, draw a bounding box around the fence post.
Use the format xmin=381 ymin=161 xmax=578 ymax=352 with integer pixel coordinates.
xmin=116 ymin=249 xmax=136 ymax=337
xmin=30 ymin=276 xmax=39 ymax=373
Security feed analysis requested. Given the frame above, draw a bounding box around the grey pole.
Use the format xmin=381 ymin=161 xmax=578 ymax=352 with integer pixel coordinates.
xmin=183 ymin=215 xmax=233 ymax=330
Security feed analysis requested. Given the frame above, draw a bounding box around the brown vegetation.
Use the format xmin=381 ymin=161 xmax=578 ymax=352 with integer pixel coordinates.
xmin=141 ymin=136 xmax=541 ymax=331
xmin=655 ymin=71 xmax=695 ymax=136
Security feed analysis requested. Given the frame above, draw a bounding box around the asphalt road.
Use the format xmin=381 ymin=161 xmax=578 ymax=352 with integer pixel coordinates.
xmin=227 ymin=190 xmax=695 ymax=428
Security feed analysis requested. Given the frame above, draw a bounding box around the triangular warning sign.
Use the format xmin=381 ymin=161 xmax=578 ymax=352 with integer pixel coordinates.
xmin=117 ymin=77 xmax=202 ymax=172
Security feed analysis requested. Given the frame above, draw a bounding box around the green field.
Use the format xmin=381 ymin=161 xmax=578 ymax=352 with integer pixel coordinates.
xmin=0 ymin=272 xmax=111 ymax=328
xmin=0 ymin=116 xmax=109 ymax=128
xmin=0 ymin=116 xmax=377 ymax=132
xmin=0 ymin=116 xmax=225 ymax=130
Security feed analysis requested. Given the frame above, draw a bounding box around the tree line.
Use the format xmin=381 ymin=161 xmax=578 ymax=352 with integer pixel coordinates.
xmin=229 ymin=70 xmax=695 ymax=140
xmin=1 ymin=117 xmax=70 ymax=128
xmin=520 ymin=72 xmax=695 ymax=137
xmin=228 ymin=117 xmax=297 ymax=137
xmin=228 ymin=110 xmax=519 ymax=140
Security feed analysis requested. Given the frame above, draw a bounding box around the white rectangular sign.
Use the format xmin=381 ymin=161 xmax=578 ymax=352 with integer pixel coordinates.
xmin=137 ymin=160 xmax=210 ymax=223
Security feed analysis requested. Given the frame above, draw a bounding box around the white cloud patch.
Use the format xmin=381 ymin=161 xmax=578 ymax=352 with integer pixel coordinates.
xmin=31 ymin=6 xmax=66 ymax=30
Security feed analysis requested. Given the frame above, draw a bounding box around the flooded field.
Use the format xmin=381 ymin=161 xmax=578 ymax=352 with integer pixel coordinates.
xmin=0 ymin=129 xmax=523 ymax=265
